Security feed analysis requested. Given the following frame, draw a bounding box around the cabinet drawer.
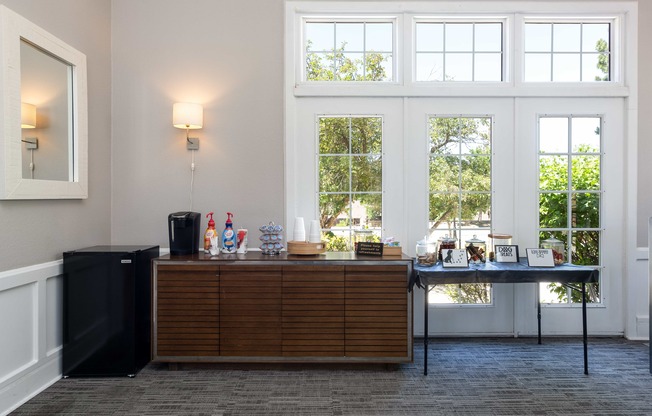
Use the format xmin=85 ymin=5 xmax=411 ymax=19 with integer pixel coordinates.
xmin=155 ymin=266 xmax=219 ymax=357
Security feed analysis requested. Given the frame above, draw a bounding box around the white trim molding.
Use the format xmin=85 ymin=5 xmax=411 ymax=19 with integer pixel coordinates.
xmin=0 ymin=261 xmax=63 ymax=416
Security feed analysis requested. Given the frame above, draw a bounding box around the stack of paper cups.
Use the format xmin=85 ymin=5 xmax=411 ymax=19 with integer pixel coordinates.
xmin=308 ymin=220 xmax=322 ymax=243
xmin=293 ymin=217 xmax=306 ymax=242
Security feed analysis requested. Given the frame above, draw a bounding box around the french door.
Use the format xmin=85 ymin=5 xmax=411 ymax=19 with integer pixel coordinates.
xmin=513 ymin=98 xmax=624 ymax=336
xmin=406 ymin=98 xmax=516 ymax=335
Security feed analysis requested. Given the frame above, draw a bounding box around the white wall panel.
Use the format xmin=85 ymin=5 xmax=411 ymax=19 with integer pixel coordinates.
xmin=45 ymin=275 xmax=62 ymax=356
xmin=0 ymin=262 xmax=62 ymax=416
xmin=0 ymin=283 xmax=36 ymax=383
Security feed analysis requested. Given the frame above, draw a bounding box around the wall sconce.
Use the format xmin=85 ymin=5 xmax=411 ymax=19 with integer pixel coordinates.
xmin=21 ymin=102 xmax=36 ymax=129
xmin=172 ymin=102 xmax=203 ymax=211
xmin=173 ymin=102 xmax=203 ymax=150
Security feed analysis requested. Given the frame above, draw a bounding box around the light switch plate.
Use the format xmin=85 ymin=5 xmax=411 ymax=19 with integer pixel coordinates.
xmin=187 ymin=138 xmax=199 ymax=150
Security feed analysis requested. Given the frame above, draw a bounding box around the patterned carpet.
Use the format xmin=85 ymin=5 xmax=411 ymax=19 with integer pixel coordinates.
xmin=11 ymin=337 xmax=652 ymax=416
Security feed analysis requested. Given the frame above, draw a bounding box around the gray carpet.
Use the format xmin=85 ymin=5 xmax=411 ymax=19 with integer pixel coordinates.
xmin=11 ymin=337 xmax=652 ymax=416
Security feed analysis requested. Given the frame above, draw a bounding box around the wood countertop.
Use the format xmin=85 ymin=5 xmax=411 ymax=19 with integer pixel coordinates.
xmin=155 ymin=251 xmax=412 ymax=264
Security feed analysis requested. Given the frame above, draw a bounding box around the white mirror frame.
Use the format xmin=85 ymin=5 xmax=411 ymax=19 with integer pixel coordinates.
xmin=0 ymin=6 xmax=88 ymax=199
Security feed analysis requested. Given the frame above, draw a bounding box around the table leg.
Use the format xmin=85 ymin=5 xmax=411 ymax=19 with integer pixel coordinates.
xmin=582 ymin=282 xmax=588 ymax=375
xmin=536 ymin=284 xmax=542 ymax=345
xmin=424 ymin=285 xmax=429 ymax=376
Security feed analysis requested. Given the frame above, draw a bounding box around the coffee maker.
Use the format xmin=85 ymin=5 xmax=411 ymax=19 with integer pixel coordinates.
xmin=168 ymin=212 xmax=201 ymax=255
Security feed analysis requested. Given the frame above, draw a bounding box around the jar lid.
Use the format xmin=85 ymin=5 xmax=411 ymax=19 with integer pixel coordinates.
xmin=438 ymin=234 xmax=457 ymax=242
xmin=542 ymin=237 xmax=563 ymax=244
xmin=488 ymin=233 xmax=512 ymax=239
xmin=466 ymin=234 xmax=485 ymax=244
xmin=354 ymin=229 xmax=373 ymax=234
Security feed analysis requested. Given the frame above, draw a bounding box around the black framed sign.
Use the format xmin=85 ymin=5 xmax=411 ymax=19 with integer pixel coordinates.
xmin=495 ymin=245 xmax=519 ymax=263
xmin=441 ymin=248 xmax=469 ymax=268
xmin=356 ymin=242 xmax=383 ymax=256
xmin=526 ymin=248 xmax=555 ymax=267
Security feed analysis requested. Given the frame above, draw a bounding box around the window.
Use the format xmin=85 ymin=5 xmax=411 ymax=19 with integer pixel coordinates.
xmin=305 ymin=20 xmax=394 ymax=82
xmin=415 ymin=22 xmax=503 ymax=82
xmin=524 ymin=22 xmax=611 ymax=82
xmin=318 ymin=116 xmax=383 ymax=250
xmin=538 ymin=116 xmax=602 ymax=303
xmin=428 ymin=117 xmax=492 ymax=303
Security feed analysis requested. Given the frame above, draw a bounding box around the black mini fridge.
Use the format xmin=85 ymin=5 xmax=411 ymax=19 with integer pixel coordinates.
xmin=62 ymin=245 xmax=159 ymax=377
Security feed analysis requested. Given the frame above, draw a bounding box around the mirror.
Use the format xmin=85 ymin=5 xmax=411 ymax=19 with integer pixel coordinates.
xmin=21 ymin=40 xmax=73 ymax=181
xmin=0 ymin=6 xmax=87 ymax=199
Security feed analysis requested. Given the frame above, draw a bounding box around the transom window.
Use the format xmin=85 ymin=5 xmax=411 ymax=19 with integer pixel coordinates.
xmin=415 ymin=22 xmax=503 ymax=82
xmin=305 ymin=21 xmax=394 ymax=82
xmin=538 ymin=116 xmax=602 ymax=303
xmin=318 ymin=116 xmax=383 ymax=250
xmin=524 ymin=22 xmax=611 ymax=82
xmin=428 ymin=117 xmax=492 ymax=304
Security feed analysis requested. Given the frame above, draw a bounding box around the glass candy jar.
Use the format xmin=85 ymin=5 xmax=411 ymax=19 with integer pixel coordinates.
xmin=487 ymin=233 xmax=512 ymax=262
xmin=437 ymin=235 xmax=457 ymax=261
xmin=416 ymin=239 xmax=437 ymax=266
xmin=465 ymin=235 xmax=486 ymax=264
xmin=541 ymin=237 xmax=565 ymax=265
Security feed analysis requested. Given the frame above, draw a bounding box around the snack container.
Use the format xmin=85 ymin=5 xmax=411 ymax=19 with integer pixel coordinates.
xmin=416 ymin=239 xmax=437 ymax=266
xmin=465 ymin=235 xmax=486 ymax=264
xmin=541 ymin=237 xmax=565 ymax=265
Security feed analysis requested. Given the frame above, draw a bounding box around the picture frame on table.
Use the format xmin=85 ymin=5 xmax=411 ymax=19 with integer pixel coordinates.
xmin=495 ymin=245 xmax=519 ymax=263
xmin=526 ymin=248 xmax=555 ymax=267
xmin=441 ymin=248 xmax=469 ymax=268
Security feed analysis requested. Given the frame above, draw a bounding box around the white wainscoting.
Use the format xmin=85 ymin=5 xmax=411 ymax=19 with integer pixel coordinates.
xmin=630 ymin=247 xmax=650 ymax=340
xmin=0 ymin=261 xmax=63 ymax=416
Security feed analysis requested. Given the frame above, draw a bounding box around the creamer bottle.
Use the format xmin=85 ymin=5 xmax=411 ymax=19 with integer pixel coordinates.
xmin=204 ymin=212 xmax=217 ymax=253
xmin=221 ymin=212 xmax=237 ymax=253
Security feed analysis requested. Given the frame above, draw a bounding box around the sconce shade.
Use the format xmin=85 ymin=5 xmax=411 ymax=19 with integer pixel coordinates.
xmin=173 ymin=102 xmax=203 ymax=129
xmin=21 ymin=102 xmax=36 ymax=128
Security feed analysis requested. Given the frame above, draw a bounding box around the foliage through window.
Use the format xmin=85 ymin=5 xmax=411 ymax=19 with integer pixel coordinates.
xmin=524 ymin=22 xmax=611 ymax=82
xmin=428 ymin=117 xmax=492 ymax=304
xmin=318 ymin=117 xmax=383 ymax=251
xmin=305 ymin=21 xmax=393 ymax=82
xmin=538 ymin=116 xmax=602 ymax=303
xmin=415 ymin=22 xmax=503 ymax=82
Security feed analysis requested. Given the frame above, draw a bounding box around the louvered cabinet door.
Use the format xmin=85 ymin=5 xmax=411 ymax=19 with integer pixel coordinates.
xmin=219 ymin=265 xmax=282 ymax=356
xmin=155 ymin=264 xmax=219 ymax=358
xmin=345 ymin=265 xmax=409 ymax=358
xmin=282 ymin=266 xmax=345 ymax=357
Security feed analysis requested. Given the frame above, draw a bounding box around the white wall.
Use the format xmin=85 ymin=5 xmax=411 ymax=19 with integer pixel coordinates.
xmin=0 ymin=0 xmax=112 ymax=272
xmin=110 ymin=0 xmax=285 ymax=247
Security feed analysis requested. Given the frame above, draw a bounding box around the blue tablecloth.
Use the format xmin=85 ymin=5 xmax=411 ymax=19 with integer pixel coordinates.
xmin=411 ymin=258 xmax=599 ymax=290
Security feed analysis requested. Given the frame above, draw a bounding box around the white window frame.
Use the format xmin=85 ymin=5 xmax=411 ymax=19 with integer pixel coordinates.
xmin=301 ymin=17 xmax=400 ymax=84
xmin=518 ymin=16 xmax=621 ymax=85
xmin=412 ymin=17 xmax=509 ymax=84
xmin=536 ymin=114 xmax=604 ymax=305
xmin=316 ymin=114 xmax=385 ymax=249
xmin=286 ymin=1 xmax=634 ymax=97
xmin=427 ymin=114 xmax=494 ymax=305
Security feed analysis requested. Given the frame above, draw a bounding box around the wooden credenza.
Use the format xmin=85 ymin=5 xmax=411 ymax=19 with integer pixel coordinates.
xmin=153 ymin=252 xmax=413 ymax=364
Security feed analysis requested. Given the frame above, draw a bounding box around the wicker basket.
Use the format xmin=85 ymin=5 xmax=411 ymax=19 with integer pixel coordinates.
xmin=383 ymin=246 xmax=402 ymax=257
xmin=287 ymin=241 xmax=327 ymax=255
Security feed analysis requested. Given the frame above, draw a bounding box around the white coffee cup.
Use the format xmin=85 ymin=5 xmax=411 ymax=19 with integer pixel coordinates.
xmin=293 ymin=217 xmax=306 ymax=242
xmin=209 ymin=236 xmax=219 ymax=256
xmin=308 ymin=220 xmax=321 ymax=243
